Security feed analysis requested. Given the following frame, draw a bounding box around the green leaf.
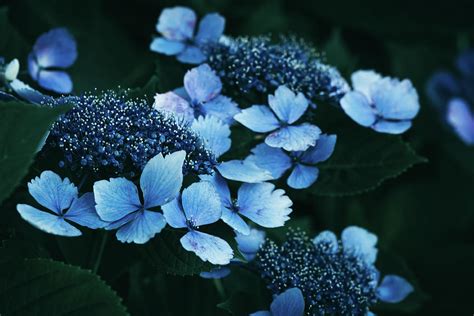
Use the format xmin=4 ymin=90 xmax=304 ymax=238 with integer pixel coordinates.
xmin=0 ymin=101 xmax=69 ymax=204
xmin=0 ymin=258 xmax=128 ymax=316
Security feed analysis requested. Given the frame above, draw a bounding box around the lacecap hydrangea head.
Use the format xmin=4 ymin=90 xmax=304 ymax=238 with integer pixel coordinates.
xmin=255 ymin=227 xmax=413 ymax=316
xmin=44 ymin=90 xmax=217 ymax=178
xmin=204 ymin=35 xmax=349 ymax=104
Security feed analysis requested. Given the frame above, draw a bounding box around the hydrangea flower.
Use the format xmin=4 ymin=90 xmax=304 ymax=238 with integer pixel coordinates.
xmin=235 ymin=228 xmax=266 ymax=261
xmin=0 ymin=58 xmax=19 ymax=82
xmin=150 ymin=6 xmax=225 ymax=64
xmin=28 ymin=28 xmax=77 ymax=93
xmin=216 ymin=160 xmax=274 ymax=183
xmin=246 ymin=134 xmax=337 ymax=189
xmin=250 ymin=287 xmax=305 ymax=316
xmin=340 ymin=70 xmax=420 ymax=134
xmin=16 ymin=171 xmax=106 ymax=237
xmin=93 ymin=151 xmax=185 ymax=244
xmin=235 ymin=85 xmax=321 ymax=151
xmin=205 ymin=35 xmax=349 ymax=104
xmin=153 ymin=64 xmax=239 ymax=124
xmin=256 ymin=227 xmax=414 ymax=315
xmin=191 ymin=115 xmax=231 ymax=158
xmin=162 ymin=181 xmax=233 ymax=265
xmin=45 ymin=90 xmax=216 ymax=177
xmin=200 ymin=173 xmax=292 ymax=235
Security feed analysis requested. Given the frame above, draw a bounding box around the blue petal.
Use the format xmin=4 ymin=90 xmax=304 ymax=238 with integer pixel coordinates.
xmin=221 ymin=208 xmax=250 ymax=235
xmin=195 ymin=13 xmax=225 ymax=45
xmin=217 ymin=160 xmax=274 ymax=183
xmin=180 ymin=230 xmax=233 ymax=265
xmin=425 ymin=71 xmax=460 ymax=108
xmin=153 ymin=91 xmax=194 ymax=123
xmin=104 ymin=212 xmax=136 ymax=230
xmin=246 ymin=143 xmax=292 ymax=179
xmin=234 ymin=105 xmax=280 ymax=133
xmin=287 ymin=164 xmax=319 ymax=189
xmin=37 ymin=70 xmax=73 ymax=94
xmin=456 ymin=49 xmax=474 ymax=78
xmin=372 ymin=120 xmax=412 ymax=134
xmin=270 ymin=287 xmax=305 ymax=316
xmin=313 ymin=230 xmax=339 ymax=253
xmin=157 ymin=6 xmax=196 ymax=41
xmin=341 ymin=226 xmax=378 ymax=265
xmin=17 ymin=204 xmax=81 ymax=237
xmin=64 ymin=193 xmax=107 ymax=229
xmin=199 ymin=173 xmax=232 ymax=208
xmin=340 ymin=91 xmax=377 ymax=127
xmin=177 ymin=45 xmax=207 ymax=64
xmin=28 ymin=170 xmax=78 ymax=215
xmin=33 ymin=28 xmax=77 ymax=68
xmin=371 ymin=78 xmax=420 ymax=120
xmin=267 ymin=85 xmax=309 ymax=124
xmin=265 ymin=124 xmax=321 ymax=152
xmin=238 ymin=183 xmax=292 ymax=228
xmin=201 ymin=95 xmax=240 ymax=125
xmin=300 ymin=134 xmax=337 ymax=164
xmin=236 ymin=228 xmax=266 ymax=260
xmin=181 ymin=181 xmax=222 ymax=226
xmin=162 ymin=198 xmax=187 ymax=228
xmin=140 ymin=151 xmax=185 ymax=209
xmin=191 ymin=116 xmax=231 ymax=158
xmin=93 ymin=178 xmax=141 ymax=222
xmin=447 ymin=98 xmax=474 ymax=144
xmin=150 ymin=37 xmax=185 ymax=55
xmin=184 ymin=64 xmax=222 ymax=103
xmin=377 ymin=275 xmax=414 ymax=303
xmin=351 ymin=70 xmax=382 ymax=98
xmin=28 ymin=53 xmax=40 ymax=81
xmin=115 ymin=211 xmax=166 ymax=244
xmin=9 ymin=79 xmax=53 ymax=104
xmin=200 ymin=267 xmax=231 ymax=279
xmin=250 ymin=312 xmax=271 ymax=316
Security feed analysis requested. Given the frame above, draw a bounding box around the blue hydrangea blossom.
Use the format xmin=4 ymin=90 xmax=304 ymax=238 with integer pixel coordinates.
xmin=93 ymin=151 xmax=185 ymax=244
xmin=17 ymin=171 xmax=106 ymax=237
xmin=162 ymin=181 xmax=233 ymax=265
xmin=234 ymin=85 xmax=321 ymax=151
xmin=250 ymin=287 xmax=305 ymax=316
xmin=191 ymin=115 xmax=231 ymax=158
xmin=150 ymin=6 xmax=225 ymax=64
xmin=341 ymin=70 xmax=420 ymax=134
xmin=235 ymin=228 xmax=266 ymax=261
xmin=28 ymin=28 xmax=77 ymax=93
xmin=246 ymin=134 xmax=337 ymax=189
xmin=216 ymin=160 xmax=274 ymax=183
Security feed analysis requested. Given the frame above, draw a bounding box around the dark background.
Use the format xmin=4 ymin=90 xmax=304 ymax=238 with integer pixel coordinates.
xmin=1 ymin=0 xmax=474 ymax=315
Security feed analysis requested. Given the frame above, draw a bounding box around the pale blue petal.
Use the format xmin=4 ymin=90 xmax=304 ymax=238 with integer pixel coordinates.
xmin=105 ymin=212 xmax=136 ymax=230
xmin=236 ymin=228 xmax=266 ymax=260
xmin=313 ymin=230 xmax=338 ymax=253
xmin=191 ymin=116 xmax=231 ymax=158
xmin=17 ymin=204 xmax=81 ymax=237
xmin=28 ymin=170 xmax=78 ymax=215
xmin=140 ymin=151 xmax=185 ymax=209
xmin=238 ymin=183 xmax=292 ymax=228
xmin=173 ymin=87 xmax=191 ymax=102
xmin=33 ymin=28 xmax=77 ymax=68
xmin=115 ymin=211 xmax=166 ymax=244
xmin=93 ymin=178 xmax=141 ymax=222
xmin=150 ymin=37 xmax=185 ymax=55
xmin=153 ymin=91 xmax=194 ymax=123
xmin=371 ymin=78 xmax=420 ymax=120
xmin=37 ymin=70 xmax=73 ymax=94
xmin=217 ymin=160 xmax=274 ymax=183
xmin=65 ymin=193 xmax=107 ymax=229
xmin=9 ymin=79 xmax=53 ymax=104
xmin=234 ymin=105 xmax=280 ymax=133
xmin=341 ymin=226 xmax=378 ymax=265
xmin=184 ymin=64 xmax=222 ymax=103
xmin=367 ymin=312 xmax=376 ymax=316
xmin=28 ymin=53 xmax=40 ymax=80
xmin=447 ymin=98 xmax=474 ymax=144
xmin=340 ymin=91 xmax=377 ymax=127
xmin=200 ymin=267 xmax=231 ymax=279
xmin=195 ymin=13 xmax=225 ymax=45
xmin=300 ymin=134 xmax=337 ymax=164
xmin=372 ymin=120 xmax=412 ymax=134
xmin=268 ymin=85 xmax=309 ymax=124
xmin=287 ymin=164 xmax=319 ymax=189
xmin=266 ymin=124 xmax=321 ymax=152
xmin=246 ymin=143 xmax=292 ymax=179
xmin=177 ymin=45 xmax=207 ymax=64
xmin=161 ymin=198 xmax=187 ymax=228
xmin=221 ymin=208 xmax=250 ymax=235
xmin=181 ymin=181 xmax=222 ymax=226
xmin=250 ymin=311 xmax=271 ymax=316
xmin=351 ymin=70 xmax=382 ymax=99
xmin=270 ymin=287 xmax=305 ymax=316
xmin=180 ymin=230 xmax=233 ymax=265
xmin=199 ymin=173 xmax=232 ymax=208
xmin=201 ymin=95 xmax=240 ymax=125
xmin=157 ymin=6 xmax=196 ymax=41
xmin=377 ymin=275 xmax=414 ymax=303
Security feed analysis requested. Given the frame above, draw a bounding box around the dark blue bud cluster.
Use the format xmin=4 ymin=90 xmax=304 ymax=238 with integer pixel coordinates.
xmin=204 ymin=36 xmax=349 ymax=104
xmin=44 ymin=90 xmax=216 ymax=177
xmin=255 ymin=230 xmax=378 ymax=316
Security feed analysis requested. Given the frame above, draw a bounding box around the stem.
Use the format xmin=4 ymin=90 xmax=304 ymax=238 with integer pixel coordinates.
xmin=213 ymin=278 xmax=226 ymax=300
xmin=92 ymin=231 xmax=108 ymax=274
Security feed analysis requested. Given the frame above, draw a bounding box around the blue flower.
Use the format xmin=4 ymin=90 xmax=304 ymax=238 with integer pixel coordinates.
xmin=150 ymin=6 xmax=225 ymax=64
xmin=250 ymin=287 xmax=305 ymax=316
xmin=200 ymin=173 xmax=292 ymax=235
xmin=153 ymin=64 xmax=239 ymax=124
xmin=446 ymin=98 xmax=474 ymax=144
xmin=0 ymin=58 xmax=19 ymax=82
xmin=28 ymin=28 xmax=77 ymax=94
xmin=235 ymin=228 xmax=266 ymax=261
xmin=246 ymin=134 xmax=337 ymax=189
xmin=235 ymin=85 xmax=321 ymax=152
xmin=162 ymin=181 xmax=233 ymax=265
xmin=16 ymin=171 xmax=106 ymax=237
xmin=216 ymin=160 xmax=274 ymax=183
xmin=93 ymin=151 xmax=186 ymax=244
xmin=341 ymin=70 xmax=420 ymax=134
xmin=191 ymin=115 xmax=231 ymax=158
xmin=199 ymin=266 xmax=231 ymax=279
